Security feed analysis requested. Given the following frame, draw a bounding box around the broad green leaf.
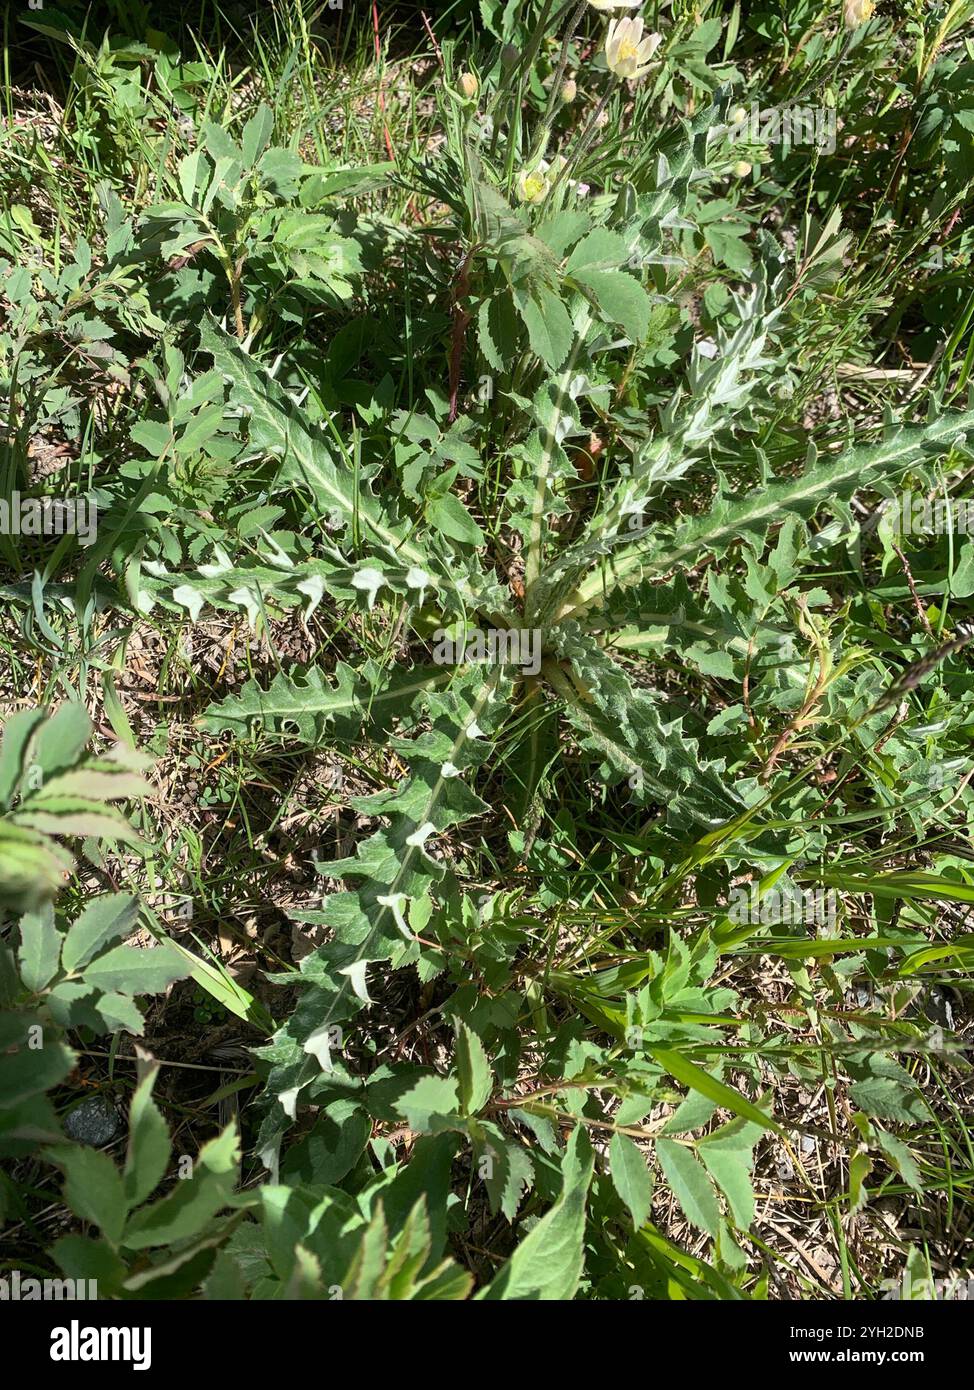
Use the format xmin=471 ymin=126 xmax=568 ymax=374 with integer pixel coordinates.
xmin=0 ymin=1012 xmax=74 ymax=1107
xmin=572 ymin=268 xmax=651 ymax=341
xmin=51 ymin=1234 xmax=128 ymax=1294
xmin=698 ymin=1144 xmax=755 ymax=1229
xmin=32 ymin=703 xmax=92 ymax=780
xmin=47 ymin=1144 xmax=127 ymax=1246
xmin=81 ymin=943 xmax=191 ymax=995
xmin=122 ymin=1122 xmax=239 ymax=1249
xmin=280 ymin=1100 xmax=371 ymax=1186
xmin=0 ymin=708 xmax=47 ymax=809
xmin=395 ymin=1075 xmax=460 ymax=1133
xmin=0 ymin=822 xmax=75 ymax=911
xmin=86 ymin=992 xmax=146 ymax=1035
xmin=62 ymin=893 xmax=140 ymax=973
xmin=241 ymin=104 xmax=274 ymax=166
xmin=479 ymin=1127 xmax=535 ymax=1220
xmin=17 ymin=903 xmax=61 ymax=991
xmin=343 ymin=1204 xmax=391 ymax=1299
xmin=374 ymin=1134 xmax=458 ymax=1264
xmin=873 ymin=1127 xmax=922 ymax=1193
xmin=609 ymin=1131 xmax=654 ymax=1227
xmin=12 ymin=804 xmax=145 ymax=843
xmin=482 ymin=1126 xmax=594 ymax=1300
xmin=426 ymin=491 xmax=484 ymax=546
xmin=848 ymin=1151 xmax=872 ymax=1212
xmin=516 ymin=285 xmax=574 ymax=369
xmin=655 ymin=1138 xmax=721 ymax=1236
xmin=177 ymin=149 xmax=205 ymax=204
xmin=0 ymin=709 xmax=148 ymax=911
xmin=848 ymin=1074 xmax=926 ymax=1124
xmin=565 ymin=229 xmax=629 ymax=273
xmin=413 ymin=1260 xmax=474 ymax=1300
xmin=455 ymin=1022 xmax=493 ymax=1115
xmin=705 ymin=221 xmax=752 ymax=272
xmin=123 ymin=1065 xmax=172 ymax=1208
xmin=660 ymin=1088 xmax=719 ymax=1134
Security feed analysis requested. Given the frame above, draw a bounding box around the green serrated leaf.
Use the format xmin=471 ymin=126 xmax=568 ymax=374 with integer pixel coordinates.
xmin=122 ymin=1122 xmax=239 ymax=1249
xmin=482 ymin=1126 xmax=594 ymax=1299
xmin=655 ymin=1137 xmax=720 ymax=1236
xmin=62 ymin=893 xmax=140 ymax=973
xmin=573 ymin=268 xmax=651 ymax=341
xmin=456 ymin=1022 xmax=493 ymax=1115
xmin=123 ymin=1064 xmax=172 ymax=1208
xmin=609 ymin=1131 xmax=654 ymax=1227
xmin=47 ymin=1144 xmax=127 ymax=1246
xmin=81 ymin=943 xmax=191 ymax=996
xmin=18 ymin=903 xmax=61 ymax=992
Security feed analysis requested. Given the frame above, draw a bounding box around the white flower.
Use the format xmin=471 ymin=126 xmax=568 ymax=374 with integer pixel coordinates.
xmin=517 ymin=155 xmax=589 ymax=205
xmin=605 ymin=17 xmax=662 ymax=82
xmin=843 ymin=0 xmax=874 ymax=28
xmin=516 ymin=167 xmax=550 ymax=204
xmin=588 ymin=0 xmax=642 ymax=10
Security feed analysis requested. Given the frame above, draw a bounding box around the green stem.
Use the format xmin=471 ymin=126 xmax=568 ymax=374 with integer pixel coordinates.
xmin=502 ymin=0 xmax=556 ymax=192
xmin=530 ymin=0 xmax=587 ymax=164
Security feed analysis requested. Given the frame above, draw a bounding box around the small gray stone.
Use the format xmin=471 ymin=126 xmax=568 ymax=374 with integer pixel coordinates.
xmin=63 ymin=1096 xmax=119 ymax=1147
xmin=800 ymin=1135 xmax=815 ymax=1155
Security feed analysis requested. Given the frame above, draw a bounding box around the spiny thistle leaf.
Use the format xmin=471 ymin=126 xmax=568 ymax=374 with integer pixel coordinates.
xmin=200 ymin=320 xmax=501 ymax=619
xmin=137 ymin=547 xmax=445 ymax=626
xmin=254 ymin=667 xmax=512 ymax=1165
xmin=550 ymin=625 xmax=748 ymax=831
xmin=525 ymin=249 xmax=788 ymax=627
xmin=558 ymin=407 xmax=974 ymax=621
xmin=201 ymin=662 xmax=455 ymax=743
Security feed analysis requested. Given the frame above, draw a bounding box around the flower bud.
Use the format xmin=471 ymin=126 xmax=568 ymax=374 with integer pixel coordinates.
xmin=560 ymin=78 xmax=577 ymax=103
xmin=459 ymin=72 xmax=478 ymax=101
xmin=843 ymin=0 xmax=874 ymax=28
xmin=732 ymin=160 xmax=752 ymax=178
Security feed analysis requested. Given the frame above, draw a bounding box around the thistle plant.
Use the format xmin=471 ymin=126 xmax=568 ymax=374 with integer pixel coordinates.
xmin=5 ymin=0 xmax=974 ymax=1304
xmin=151 ymin=97 xmax=974 ymax=1198
xmin=96 ymin=5 xmax=974 ymax=1279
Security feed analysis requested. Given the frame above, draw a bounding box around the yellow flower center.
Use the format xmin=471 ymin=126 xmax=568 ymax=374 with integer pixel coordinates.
xmin=617 ymin=38 xmax=639 ymax=62
xmin=523 ymin=174 xmax=546 ymax=200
